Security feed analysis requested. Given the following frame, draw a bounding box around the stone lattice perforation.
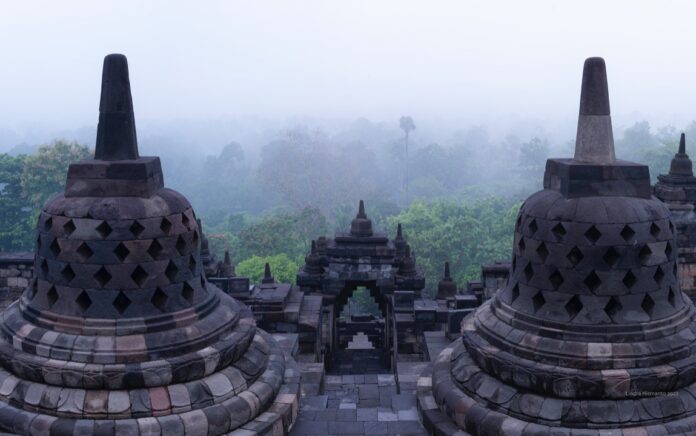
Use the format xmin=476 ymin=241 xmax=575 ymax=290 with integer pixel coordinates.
xmin=25 ymin=274 xmax=209 ymax=319
xmin=507 ymin=212 xmax=682 ymax=323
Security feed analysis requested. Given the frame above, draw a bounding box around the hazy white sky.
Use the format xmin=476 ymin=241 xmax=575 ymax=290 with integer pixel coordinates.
xmin=1 ymin=0 xmax=695 ymax=132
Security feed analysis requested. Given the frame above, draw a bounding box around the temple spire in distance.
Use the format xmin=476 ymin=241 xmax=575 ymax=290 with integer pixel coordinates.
xmin=574 ymin=57 xmax=616 ymax=164
xmin=95 ymin=54 xmax=139 ymax=160
xmin=669 ymin=133 xmax=693 ymax=177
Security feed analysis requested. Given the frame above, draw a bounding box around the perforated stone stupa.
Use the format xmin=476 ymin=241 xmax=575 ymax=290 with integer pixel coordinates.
xmin=654 ymin=133 xmax=696 ymax=302
xmin=417 ymin=57 xmax=696 ymax=434
xmin=0 ymin=54 xmax=298 ymax=435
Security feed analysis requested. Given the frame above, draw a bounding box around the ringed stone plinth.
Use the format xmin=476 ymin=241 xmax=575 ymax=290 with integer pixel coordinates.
xmin=418 ymin=58 xmax=696 ymax=435
xmin=0 ymin=54 xmax=298 ymax=435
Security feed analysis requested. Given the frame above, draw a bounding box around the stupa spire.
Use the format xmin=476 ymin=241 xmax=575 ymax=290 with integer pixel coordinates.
xmin=95 ymin=54 xmax=139 ymax=160
xmin=574 ymin=57 xmax=615 ymax=164
xmin=669 ymin=132 xmax=694 ymax=176
xmin=357 ymin=200 xmax=366 ymax=218
xmin=262 ymin=262 xmax=275 ymax=284
xmin=350 ymin=199 xmax=373 ymax=237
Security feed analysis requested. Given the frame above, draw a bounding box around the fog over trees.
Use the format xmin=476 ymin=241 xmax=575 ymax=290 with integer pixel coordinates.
xmin=0 ymin=117 xmax=688 ymax=295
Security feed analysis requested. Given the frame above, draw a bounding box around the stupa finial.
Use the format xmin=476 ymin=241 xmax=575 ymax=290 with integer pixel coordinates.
xmin=574 ymin=57 xmax=615 ymax=164
xmin=669 ymin=132 xmax=693 ymax=177
xmin=262 ymin=262 xmax=275 ymax=284
xmin=357 ymin=200 xmax=366 ymax=218
xmin=95 ymin=54 xmax=139 ymax=161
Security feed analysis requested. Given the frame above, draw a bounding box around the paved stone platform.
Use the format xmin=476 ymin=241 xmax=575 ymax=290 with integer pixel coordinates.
xmin=289 ymin=373 xmax=427 ymax=435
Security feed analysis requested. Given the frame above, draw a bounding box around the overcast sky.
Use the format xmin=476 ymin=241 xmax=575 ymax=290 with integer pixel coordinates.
xmin=1 ymin=1 xmax=695 ymax=140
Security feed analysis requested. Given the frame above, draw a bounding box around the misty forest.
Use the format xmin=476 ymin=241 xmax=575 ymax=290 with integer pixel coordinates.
xmin=0 ymin=118 xmax=686 ymax=296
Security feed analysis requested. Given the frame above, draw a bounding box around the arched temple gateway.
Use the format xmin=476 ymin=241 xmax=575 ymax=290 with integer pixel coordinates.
xmin=417 ymin=58 xmax=696 ymax=434
xmin=0 ymin=55 xmax=298 ymax=435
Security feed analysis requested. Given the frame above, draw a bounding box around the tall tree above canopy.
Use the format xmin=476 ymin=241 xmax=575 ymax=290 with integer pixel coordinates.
xmin=399 ymin=116 xmax=416 ymax=205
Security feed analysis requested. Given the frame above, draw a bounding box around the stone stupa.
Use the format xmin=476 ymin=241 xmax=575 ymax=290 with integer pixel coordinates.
xmin=418 ymin=57 xmax=696 ymax=434
xmin=0 ymin=54 xmax=298 ymax=435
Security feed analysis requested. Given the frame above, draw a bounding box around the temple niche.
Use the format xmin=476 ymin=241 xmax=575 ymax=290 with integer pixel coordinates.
xmin=418 ymin=58 xmax=696 ymax=434
xmin=0 ymin=55 xmax=298 ymax=435
xmin=654 ymin=133 xmax=696 ymax=302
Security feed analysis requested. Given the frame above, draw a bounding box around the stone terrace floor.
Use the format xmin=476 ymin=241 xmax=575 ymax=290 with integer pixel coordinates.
xmin=289 ymin=373 xmax=428 ymax=435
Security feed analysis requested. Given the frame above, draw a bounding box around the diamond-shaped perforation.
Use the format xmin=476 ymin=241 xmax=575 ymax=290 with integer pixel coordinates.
xmin=642 ymin=294 xmax=655 ymax=316
xmin=654 ymin=266 xmax=665 ymax=285
xmin=36 ymin=235 xmax=42 ymax=250
xmin=192 ymin=230 xmax=200 ymax=247
xmin=516 ymin=215 xmax=522 ymax=228
xmin=566 ymin=246 xmax=583 ymax=266
xmin=604 ymin=296 xmax=622 ymax=319
xmin=665 ymin=242 xmax=673 ymax=258
xmin=61 ymin=264 xmax=75 ymax=282
xmin=130 ymin=220 xmax=145 ymax=237
xmin=551 ymin=222 xmax=566 ymax=240
xmin=650 ymin=222 xmax=661 ymax=238
xmin=523 ymin=263 xmax=534 ymax=282
xmin=620 ymin=225 xmax=635 ymax=242
xmin=603 ymin=247 xmax=619 ymax=268
xmin=188 ymin=255 xmax=196 ymax=274
xmin=584 ymin=271 xmax=601 ymax=292
xmin=96 ymin=221 xmax=112 ymax=239
xmin=76 ymin=290 xmax=92 ymax=312
xmin=528 ymin=219 xmax=538 ymax=235
xmin=565 ymin=295 xmax=582 ymax=319
xmin=40 ymin=259 xmax=49 ymax=276
xmin=532 ymin=291 xmax=545 ymax=313
xmin=160 ymin=217 xmax=172 ymax=235
xmin=44 ymin=216 xmax=53 ymax=232
xmin=639 ymin=245 xmax=652 ymax=264
xmin=584 ymin=225 xmax=601 ymax=244
xmin=49 ymin=239 xmax=61 ymax=257
xmin=176 ymin=235 xmax=187 ymax=255
xmin=536 ymin=242 xmax=549 ymax=262
xmin=93 ymin=266 xmax=112 ymax=287
xmin=669 ymin=221 xmax=675 ymax=234
xmin=147 ymin=239 xmax=163 ymax=259
xmin=182 ymin=213 xmax=190 ymax=230
xmin=518 ymin=237 xmax=526 ymax=253
xmin=113 ymin=291 xmax=131 ymax=314
xmin=165 ymin=261 xmax=178 ymax=283
xmin=46 ymin=286 xmax=58 ymax=308
xmin=668 ymin=287 xmax=676 ymax=307
xmin=511 ymin=284 xmax=520 ymax=302
xmin=131 ymin=265 xmax=148 ymax=287
xmin=76 ymin=242 xmax=93 ymax=261
xmin=182 ymin=282 xmax=194 ymax=304
xmin=114 ymin=242 xmax=130 ymax=262
xmin=63 ymin=220 xmax=76 ymax=236
xmin=151 ymin=288 xmax=168 ymax=312
xmin=549 ymin=269 xmax=564 ymax=290
xmin=622 ymin=270 xmax=637 ymax=290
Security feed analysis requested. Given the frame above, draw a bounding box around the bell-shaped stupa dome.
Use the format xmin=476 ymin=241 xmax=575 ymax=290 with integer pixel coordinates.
xmin=0 ymin=54 xmax=298 ymax=435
